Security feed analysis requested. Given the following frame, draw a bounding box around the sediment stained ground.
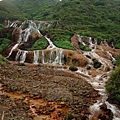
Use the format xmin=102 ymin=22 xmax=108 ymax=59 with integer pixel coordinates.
xmin=0 ymin=63 xmax=101 ymax=120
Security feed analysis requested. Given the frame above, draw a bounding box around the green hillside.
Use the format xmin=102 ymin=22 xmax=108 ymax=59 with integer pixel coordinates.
xmin=0 ymin=0 xmax=26 ymax=20
xmin=0 ymin=0 xmax=120 ymax=46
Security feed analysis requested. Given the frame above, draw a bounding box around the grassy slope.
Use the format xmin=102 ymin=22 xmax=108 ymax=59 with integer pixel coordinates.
xmin=2 ymin=0 xmax=119 ymax=44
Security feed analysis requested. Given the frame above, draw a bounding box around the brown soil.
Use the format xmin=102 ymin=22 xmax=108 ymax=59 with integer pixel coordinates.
xmin=0 ymin=63 xmax=100 ymax=120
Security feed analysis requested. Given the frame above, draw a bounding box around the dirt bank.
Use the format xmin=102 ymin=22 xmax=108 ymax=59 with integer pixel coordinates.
xmin=0 ymin=63 xmax=100 ymax=120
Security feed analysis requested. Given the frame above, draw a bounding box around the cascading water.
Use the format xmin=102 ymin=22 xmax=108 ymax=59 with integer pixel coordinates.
xmin=45 ymin=36 xmax=57 ymax=49
xmin=15 ymin=50 xmax=21 ymax=61
xmin=78 ymin=35 xmax=86 ymax=46
xmin=53 ymin=48 xmax=64 ymax=65
xmin=18 ymin=20 xmax=41 ymax=43
xmin=88 ymin=37 xmax=97 ymax=50
xmin=15 ymin=50 xmax=28 ymax=63
xmin=42 ymin=51 xmax=45 ymax=64
xmin=76 ymin=35 xmax=120 ymax=119
xmin=6 ymin=44 xmax=19 ymax=58
xmin=76 ymin=68 xmax=120 ymax=120
xmin=107 ymin=51 xmax=116 ymax=61
xmin=33 ymin=50 xmax=39 ymax=64
xmin=19 ymin=51 xmax=28 ymax=63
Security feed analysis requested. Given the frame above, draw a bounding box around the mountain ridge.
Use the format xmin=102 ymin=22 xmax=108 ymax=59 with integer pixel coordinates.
xmin=0 ymin=0 xmax=120 ymax=47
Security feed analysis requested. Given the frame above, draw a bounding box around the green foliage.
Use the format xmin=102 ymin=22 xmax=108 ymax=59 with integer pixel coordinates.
xmin=113 ymin=55 xmax=120 ymax=66
xmin=0 ymin=0 xmax=120 ymax=47
xmin=0 ymin=38 xmax=11 ymax=53
xmin=86 ymin=65 xmax=91 ymax=70
xmin=106 ymin=65 xmax=120 ymax=103
xmin=114 ymin=40 xmax=120 ymax=49
xmin=97 ymin=38 xmax=102 ymax=45
xmin=27 ymin=36 xmax=49 ymax=50
xmin=50 ymin=29 xmax=74 ymax=50
xmin=54 ymin=40 xmax=74 ymax=50
xmin=17 ymin=62 xmax=25 ymax=66
xmin=93 ymin=59 xmax=101 ymax=68
xmin=0 ymin=1 xmax=26 ymax=20
xmin=0 ymin=24 xmax=4 ymax=31
xmin=69 ymin=66 xmax=78 ymax=71
xmin=0 ymin=54 xmax=9 ymax=64
xmin=80 ymin=44 xmax=91 ymax=51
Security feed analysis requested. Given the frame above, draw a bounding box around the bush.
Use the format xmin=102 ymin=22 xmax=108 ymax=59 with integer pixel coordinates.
xmin=86 ymin=65 xmax=91 ymax=70
xmin=54 ymin=40 xmax=74 ymax=50
xmin=27 ymin=36 xmax=49 ymax=50
xmin=0 ymin=24 xmax=4 ymax=31
xmin=50 ymin=29 xmax=74 ymax=50
xmin=17 ymin=62 xmax=25 ymax=66
xmin=93 ymin=59 xmax=101 ymax=68
xmin=106 ymin=65 xmax=120 ymax=103
xmin=113 ymin=55 xmax=120 ymax=66
xmin=0 ymin=38 xmax=11 ymax=53
xmin=69 ymin=66 xmax=78 ymax=71
xmin=97 ymin=38 xmax=102 ymax=45
xmin=0 ymin=54 xmax=9 ymax=64
xmin=80 ymin=44 xmax=91 ymax=51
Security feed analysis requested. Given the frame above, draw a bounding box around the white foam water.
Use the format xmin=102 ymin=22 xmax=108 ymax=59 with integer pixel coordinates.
xmin=6 ymin=44 xmax=19 ymax=58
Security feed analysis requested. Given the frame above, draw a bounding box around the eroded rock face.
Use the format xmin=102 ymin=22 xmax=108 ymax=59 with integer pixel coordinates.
xmin=28 ymin=30 xmax=42 ymax=42
xmin=0 ymin=27 xmax=14 ymax=39
xmin=71 ymin=34 xmax=80 ymax=50
xmin=12 ymin=27 xmax=20 ymax=42
xmin=2 ymin=20 xmax=120 ymax=72
xmin=64 ymin=50 xmax=88 ymax=67
xmin=7 ymin=48 xmax=88 ymax=67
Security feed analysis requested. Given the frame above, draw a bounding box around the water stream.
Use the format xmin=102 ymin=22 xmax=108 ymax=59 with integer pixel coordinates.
xmin=6 ymin=44 xmax=19 ymax=58
xmin=4 ymin=22 xmax=120 ymax=119
xmin=77 ymin=36 xmax=120 ymax=119
xmin=33 ymin=50 xmax=39 ymax=64
xmin=76 ymin=68 xmax=120 ymax=120
xmin=45 ymin=36 xmax=57 ymax=49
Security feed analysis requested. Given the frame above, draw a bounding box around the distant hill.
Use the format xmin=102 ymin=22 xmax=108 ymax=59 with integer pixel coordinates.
xmin=0 ymin=0 xmax=120 ymax=43
xmin=0 ymin=0 xmax=26 ymax=20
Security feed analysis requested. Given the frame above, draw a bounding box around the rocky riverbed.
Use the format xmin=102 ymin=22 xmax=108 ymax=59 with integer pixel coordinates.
xmin=0 ymin=62 xmax=115 ymax=120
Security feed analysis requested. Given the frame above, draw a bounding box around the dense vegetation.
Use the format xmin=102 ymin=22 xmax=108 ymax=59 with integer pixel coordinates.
xmin=0 ymin=54 xmax=9 ymax=64
xmin=48 ymin=29 xmax=74 ymax=49
xmin=0 ymin=0 xmax=120 ymax=48
xmin=27 ymin=36 xmax=49 ymax=50
xmin=106 ymin=56 xmax=120 ymax=103
xmin=0 ymin=38 xmax=11 ymax=53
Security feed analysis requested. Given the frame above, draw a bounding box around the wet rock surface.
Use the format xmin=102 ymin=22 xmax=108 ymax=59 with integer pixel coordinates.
xmin=0 ymin=63 xmax=100 ymax=120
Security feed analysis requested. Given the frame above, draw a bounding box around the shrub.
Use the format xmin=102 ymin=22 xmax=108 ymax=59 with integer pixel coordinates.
xmin=0 ymin=54 xmax=9 ymax=64
xmin=86 ymin=65 xmax=91 ymax=70
xmin=0 ymin=38 xmax=11 ymax=53
xmin=54 ymin=40 xmax=74 ymax=50
xmin=97 ymin=38 xmax=102 ymax=45
xmin=93 ymin=59 xmax=101 ymax=68
xmin=27 ymin=36 xmax=49 ymax=50
xmin=113 ymin=55 xmax=120 ymax=66
xmin=0 ymin=24 xmax=4 ymax=31
xmin=17 ymin=62 xmax=25 ymax=66
xmin=80 ymin=44 xmax=91 ymax=51
xmin=50 ymin=29 xmax=74 ymax=50
xmin=106 ymin=65 xmax=120 ymax=103
xmin=69 ymin=66 xmax=78 ymax=71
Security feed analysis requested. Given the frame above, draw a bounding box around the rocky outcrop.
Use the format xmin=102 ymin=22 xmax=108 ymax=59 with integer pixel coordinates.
xmin=12 ymin=27 xmax=20 ymax=42
xmin=64 ymin=50 xmax=88 ymax=67
xmin=71 ymin=34 xmax=80 ymax=50
xmin=28 ymin=30 xmax=42 ymax=42
xmin=6 ymin=48 xmax=88 ymax=67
